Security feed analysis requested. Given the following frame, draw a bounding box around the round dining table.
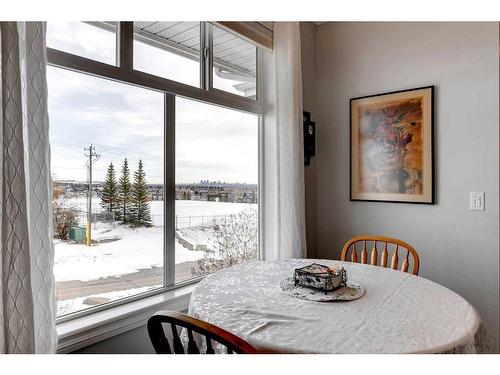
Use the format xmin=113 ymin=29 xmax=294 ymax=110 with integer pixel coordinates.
xmin=187 ymin=259 xmax=492 ymax=354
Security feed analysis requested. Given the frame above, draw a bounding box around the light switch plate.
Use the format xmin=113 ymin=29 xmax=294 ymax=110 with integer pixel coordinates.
xmin=470 ymin=192 xmax=485 ymax=211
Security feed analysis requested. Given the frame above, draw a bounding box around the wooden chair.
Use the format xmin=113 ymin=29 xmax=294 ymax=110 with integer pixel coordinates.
xmin=341 ymin=235 xmax=420 ymax=275
xmin=147 ymin=310 xmax=258 ymax=354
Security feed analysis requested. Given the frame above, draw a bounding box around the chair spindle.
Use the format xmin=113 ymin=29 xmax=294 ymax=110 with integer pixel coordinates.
xmin=401 ymin=250 xmax=409 ymax=273
xmin=381 ymin=242 xmax=388 ymax=267
xmin=351 ymin=243 xmax=358 ymax=263
xmin=187 ymin=328 xmax=200 ymax=354
xmin=391 ymin=244 xmax=399 ymax=270
xmin=361 ymin=240 xmax=368 ymax=264
xmin=206 ymin=337 xmax=215 ymax=354
xmin=370 ymin=241 xmax=378 ymax=265
xmin=149 ymin=323 xmax=171 ymax=353
xmin=171 ymin=324 xmax=185 ymax=354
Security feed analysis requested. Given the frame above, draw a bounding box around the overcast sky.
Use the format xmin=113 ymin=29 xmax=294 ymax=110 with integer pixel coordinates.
xmin=47 ymin=22 xmax=258 ymax=185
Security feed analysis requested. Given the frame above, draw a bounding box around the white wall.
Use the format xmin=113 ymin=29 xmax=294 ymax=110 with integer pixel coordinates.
xmin=308 ymin=22 xmax=499 ymax=351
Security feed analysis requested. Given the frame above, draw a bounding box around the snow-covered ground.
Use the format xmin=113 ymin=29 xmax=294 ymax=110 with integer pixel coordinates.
xmin=54 ymin=199 xmax=257 ymax=282
xmin=62 ymin=197 xmax=256 ymax=228
xmin=153 ymin=199 xmax=257 ymax=227
xmin=54 ymin=223 xmax=205 ymax=281
xmin=54 ymin=198 xmax=257 ymax=315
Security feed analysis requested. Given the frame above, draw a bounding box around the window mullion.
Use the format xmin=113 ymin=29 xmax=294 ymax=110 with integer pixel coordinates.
xmin=256 ymin=47 xmax=262 ymax=104
xmin=117 ymin=22 xmax=133 ymax=71
xmin=164 ymin=93 xmax=176 ymax=287
xmin=200 ymin=22 xmax=213 ymax=91
xmin=258 ymin=114 xmax=264 ymax=261
xmin=47 ymin=48 xmax=262 ymax=114
xmin=206 ymin=23 xmax=214 ymax=90
xmin=200 ymin=22 xmax=207 ymax=90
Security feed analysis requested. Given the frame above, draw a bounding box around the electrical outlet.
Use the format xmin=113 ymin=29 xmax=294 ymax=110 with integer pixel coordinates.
xmin=469 ymin=192 xmax=485 ymax=211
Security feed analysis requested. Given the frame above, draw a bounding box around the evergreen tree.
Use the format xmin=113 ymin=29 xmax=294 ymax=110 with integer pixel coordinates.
xmin=118 ymin=158 xmax=132 ymax=223
xmin=251 ymin=191 xmax=257 ymax=204
xmin=182 ymin=190 xmax=191 ymax=200
xmin=130 ymin=159 xmax=152 ymax=227
xmin=101 ymin=162 xmax=119 ymax=215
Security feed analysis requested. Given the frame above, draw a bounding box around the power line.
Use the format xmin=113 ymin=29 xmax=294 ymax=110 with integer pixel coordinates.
xmin=51 ymin=139 xmax=163 ymax=162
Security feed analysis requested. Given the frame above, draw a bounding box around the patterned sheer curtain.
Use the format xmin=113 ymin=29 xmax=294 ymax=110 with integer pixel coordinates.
xmin=262 ymin=22 xmax=307 ymax=260
xmin=0 ymin=22 xmax=57 ymax=353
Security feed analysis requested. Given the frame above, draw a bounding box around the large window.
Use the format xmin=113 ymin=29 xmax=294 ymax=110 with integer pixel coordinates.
xmin=175 ymin=98 xmax=258 ymax=282
xmin=48 ymin=67 xmax=165 ymax=316
xmin=47 ymin=22 xmax=262 ymax=318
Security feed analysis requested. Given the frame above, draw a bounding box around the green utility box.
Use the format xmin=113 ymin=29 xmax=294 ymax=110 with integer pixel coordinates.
xmin=69 ymin=226 xmax=86 ymax=242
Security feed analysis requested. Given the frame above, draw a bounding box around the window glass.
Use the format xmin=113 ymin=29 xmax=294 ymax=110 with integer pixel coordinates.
xmin=47 ymin=22 xmax=262 ymax=317
xmin=46 ymin=22 xmax=116 ymax=65
xmin=212 ymin=25 xmax=257 ymax=99
xmin=133 ymin=22 xmax=200 ymax=87
xmin=175 ymin=97 xmax=259 ymax=283
xmin=48 ymin=66 xmax=164 ymax=316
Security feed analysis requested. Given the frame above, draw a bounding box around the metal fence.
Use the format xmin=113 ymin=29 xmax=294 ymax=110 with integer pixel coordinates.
xmin=69 ymin=209 xmax=232 ymax=230
xmin=175 ymin=215 xmax=231 ymax=230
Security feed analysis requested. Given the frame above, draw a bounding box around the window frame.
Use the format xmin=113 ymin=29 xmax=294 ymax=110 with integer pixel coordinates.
xmin=48 ymin=21 xmax=264 ymax=323
xmin=207 ymin=22 xmax=259 ymax=101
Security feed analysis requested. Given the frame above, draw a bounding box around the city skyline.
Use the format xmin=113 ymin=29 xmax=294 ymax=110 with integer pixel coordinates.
xmin=53 ymin=176 xmax=258 ymax=186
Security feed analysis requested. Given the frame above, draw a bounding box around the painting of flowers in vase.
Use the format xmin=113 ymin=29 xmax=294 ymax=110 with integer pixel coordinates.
xmin=350 ymin=86 xmax=434 ymax=203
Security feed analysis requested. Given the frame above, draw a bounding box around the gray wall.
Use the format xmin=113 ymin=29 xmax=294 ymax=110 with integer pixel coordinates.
xmin=309 ymin=22 xmax=499 ymax=350
xmin=74 ymin=325 xmax=154 ymax=354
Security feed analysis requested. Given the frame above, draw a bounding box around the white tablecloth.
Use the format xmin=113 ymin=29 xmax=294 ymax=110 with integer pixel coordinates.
xmin=187 ymin=259 xmax=493 ymax=353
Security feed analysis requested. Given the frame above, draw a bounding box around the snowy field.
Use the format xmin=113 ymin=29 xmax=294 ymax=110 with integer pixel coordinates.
xmin=55 ymin=198 xmax=256 ymax=315
xmin=54 ymin=223 xmax=204 ymax=281
xmin=54 ymin=198 xmax=257 ymax=282
xmin=60 ymin=197 xmax=255 ymax=228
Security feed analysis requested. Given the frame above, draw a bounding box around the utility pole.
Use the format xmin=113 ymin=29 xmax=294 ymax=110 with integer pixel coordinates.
xmin=84 ymin=144 xmax=100 ymax=246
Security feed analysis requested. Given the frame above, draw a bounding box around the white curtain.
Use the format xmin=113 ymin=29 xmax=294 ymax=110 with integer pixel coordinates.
xmin=263 ymin=22 xmax=307 ymax=260
xmin=0 ymin=22 xmax=57 ymax=353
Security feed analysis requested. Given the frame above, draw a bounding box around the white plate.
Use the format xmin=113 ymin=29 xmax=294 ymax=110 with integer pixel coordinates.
xmin=279 ymin=277 xmax=365 ymax=302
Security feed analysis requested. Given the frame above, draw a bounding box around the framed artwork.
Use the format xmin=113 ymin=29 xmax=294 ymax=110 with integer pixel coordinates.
xmin=350 ymin=86 xmax=434 ymax=204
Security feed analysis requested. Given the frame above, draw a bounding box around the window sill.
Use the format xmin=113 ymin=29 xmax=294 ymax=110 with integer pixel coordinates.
xmin=56 ymin=283 xmax=196 ymax=353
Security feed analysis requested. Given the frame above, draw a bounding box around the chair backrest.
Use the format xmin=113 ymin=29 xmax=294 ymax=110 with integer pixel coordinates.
xmin=341 ymin=235 xmax=420 ymax=275
xmin=147 ymin=310 xmax=258 ymax=354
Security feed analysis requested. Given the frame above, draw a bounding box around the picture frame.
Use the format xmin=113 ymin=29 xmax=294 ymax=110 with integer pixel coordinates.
xmin=350 ymin=86 xmax=434 ymax=204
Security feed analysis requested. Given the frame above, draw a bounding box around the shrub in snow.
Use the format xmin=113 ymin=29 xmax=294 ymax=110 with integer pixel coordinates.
xmin=191 ymin=210 xmax=258 ymax=276
xmin=53 ymin=200 xmax=79 ymax=240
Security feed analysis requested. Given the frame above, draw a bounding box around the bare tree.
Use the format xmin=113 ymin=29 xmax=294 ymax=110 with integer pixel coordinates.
xmin=192 ymin=210 xmax=258 ymax=276
xmin=52 ymin=183 xmax=79 ymax=240
xmin=53 ymin=183 xmax=63 ymax=200
xmin=52 ymin=201 xmax=79 ymax=240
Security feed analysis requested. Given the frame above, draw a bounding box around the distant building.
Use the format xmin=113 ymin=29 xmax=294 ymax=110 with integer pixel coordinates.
xmin=53 ymin=180 xmax=258 ymax=204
